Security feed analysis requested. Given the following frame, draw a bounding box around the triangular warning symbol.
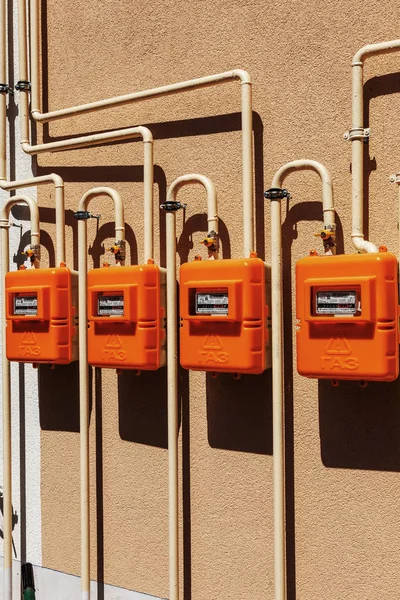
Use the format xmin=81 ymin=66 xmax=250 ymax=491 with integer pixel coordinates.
xmin=105 ymin=334 xmax=122 ymax=349
xmin=325 ymin=336 xmax=352 ymax=355
xmin=22 ymin=331 xmax=37 ymax=345
xmin=202 ymin=334 xmax=223 ymax=350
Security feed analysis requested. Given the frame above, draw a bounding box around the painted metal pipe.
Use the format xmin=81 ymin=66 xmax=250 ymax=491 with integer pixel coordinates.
xmin=267 ymin=160 xmax=335 ymax=600
xmin=0 ymin=195 xmax=39 ymax=600
xmin=166 ymin=173 xmax=219 ymax=258
xmin=349 ymin=39 xmax=400 ymax=253
xmin=77 ymin=187 xmax=125 ymax=600
xmin=162 ymin=174 xmax=217 ymax=600
xmin=17 ymin=0 xmax=253 ymax=256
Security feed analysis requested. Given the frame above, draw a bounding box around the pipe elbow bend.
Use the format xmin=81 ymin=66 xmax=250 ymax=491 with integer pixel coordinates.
xmin=232 ymin=69 xmax=251 ymax=84
xmin=136 ymin=126 xmax=153 ymax=143
xmin=50 ymin=173 xmax=64 ymax=188
xmin=21 ymin=142 xmax=34 ymax=155
xmin=31 ymin=109 xmax=45 ymax=123
xmin=352 ymin=235 xmax=378 ymax=254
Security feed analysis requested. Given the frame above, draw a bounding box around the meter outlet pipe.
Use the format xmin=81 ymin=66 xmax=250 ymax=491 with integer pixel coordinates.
xmin=160 ymin=174 xmax=218 ymax=600
xmin=264 ymin=160 xmax=335 ymax=600
xmin=345 ymin=39 xmax=400 ymax=253
xmin=0 ymin=195 xmax=39 ymax=600
xmin=76 ymin=187 xmax=125 ymax=600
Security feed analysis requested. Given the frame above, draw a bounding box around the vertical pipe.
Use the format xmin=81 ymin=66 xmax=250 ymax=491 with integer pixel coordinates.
xmin=0 ymin=0 xmax=7 ymax=183
xmin=270 ymin=195 xmax=285 ymax=600
xmin=78 ymin=216 xmax=90 ymax=600
xmin=166 ymin=209 xmax=179 ymax=600
xmin=241 ymin=80 xmax=254 ymax=257
xmin=28 ymin=0 xmax=40 ymax=115
xmin=1 ymin=222 xmax=12 ymax=600
xmin=143 ymin=139 xmax=154 ymax=263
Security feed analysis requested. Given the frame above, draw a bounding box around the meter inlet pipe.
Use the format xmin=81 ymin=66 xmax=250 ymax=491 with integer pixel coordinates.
xmin=165 ymin=174 xmax=219 ymax=258
xmin=17 ymin=0 xmax=252 ymax=255
xmin=76 ymin=187 xmax=125 ymax=600
xmin=346 ymin=39 xmax=400 ymax=253
xmin=264 ymin=160 xmax=335 ymax=600
xmin=0 ymin=195 xmax=39 ymax=600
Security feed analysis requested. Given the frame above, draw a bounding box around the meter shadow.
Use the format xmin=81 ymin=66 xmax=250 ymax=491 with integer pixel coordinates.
xmin=205 ymin=369 xmax=272 ymax=455
xmin=318 ymin=378 xmax=400 ymax=471
xmin=282 ymin=201 xmax=344 ymax=600
xmin=362 ymin=72 xmax=400 ymax=243
xmin=38 ymin=361 xmax=92 ymax=432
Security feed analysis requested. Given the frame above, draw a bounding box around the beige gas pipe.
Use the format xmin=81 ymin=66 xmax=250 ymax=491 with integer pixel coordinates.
xmin=0 ymin=195 xmax=39 ymax=600
xmin=345 ymin=39 xmax=400 ymax=253
xmin=265 ymin=159 xmax=335 ymax=600
xmin=0 ymin=0 xmax=66 ymax=264
xmin=76 ymin=187 xmax=125 ymax=600
xmin=161 ymin=174 xmax=218 ymax=600
xmin=15 ymin=0 xmax=253 ymax=256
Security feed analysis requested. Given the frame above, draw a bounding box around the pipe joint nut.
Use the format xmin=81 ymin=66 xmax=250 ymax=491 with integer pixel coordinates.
xmin=264 ymin=188 xmax=291 ymax=200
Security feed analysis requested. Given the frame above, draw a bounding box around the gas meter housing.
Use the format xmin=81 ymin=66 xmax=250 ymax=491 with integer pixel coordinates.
xmin=179 ymin=256 xmax=271 ymax=374
xmin=296 ymin=249 xmax=399 ymax=381
xmin=5 ymin=266 xmax=78 ymax=364
xmin=87 ymin=263 xmax=166 ymax=370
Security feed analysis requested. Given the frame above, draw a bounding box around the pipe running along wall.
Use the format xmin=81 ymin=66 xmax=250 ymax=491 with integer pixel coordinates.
xmin=0 ymin=0 xmax=66 ymax=264
xmin=77 ymin=187 xmax=125 ymax=600
xmin=0 ymin=195 xmax=40 ymax=600
xmin=348 ymin=39 xmax=400 ymax=253
xmin=162 ymin=174 xmax=218 ymax=600
xmin=17 ymin=0 xmax=253 ymax=257
xmin=267 ymin=160 xmax=335 ymax=600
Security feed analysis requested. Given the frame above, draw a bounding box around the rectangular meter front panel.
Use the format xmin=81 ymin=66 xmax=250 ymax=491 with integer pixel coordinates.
xmin=87 ymin=264 xmax=166 ymax=370
xmin=296 ymin=251 xmax=399 ymax=381
xmin=5 ymin=267 xmax=78 ymax=364
xmin=180 ymin=257 xmax=271 ymax=374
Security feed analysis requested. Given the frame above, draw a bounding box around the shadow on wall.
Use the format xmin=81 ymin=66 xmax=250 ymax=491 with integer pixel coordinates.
xmin=319 ymin=378 xmax=400 ymax=471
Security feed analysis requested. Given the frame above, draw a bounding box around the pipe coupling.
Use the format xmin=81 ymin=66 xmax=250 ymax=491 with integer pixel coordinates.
xmin=160 ymin=201 xmax=186 ymax=211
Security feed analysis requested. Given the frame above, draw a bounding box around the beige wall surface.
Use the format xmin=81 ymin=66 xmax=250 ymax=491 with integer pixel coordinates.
xmin=32 ymin=0 xmax=400 ymax=598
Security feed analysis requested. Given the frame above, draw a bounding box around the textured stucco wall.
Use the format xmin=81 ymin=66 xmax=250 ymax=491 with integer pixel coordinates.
xmin=21 ymin=0 xmax=400 ymax=598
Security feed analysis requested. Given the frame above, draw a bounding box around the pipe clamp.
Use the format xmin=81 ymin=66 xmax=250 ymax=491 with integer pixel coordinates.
xmin=160 ymin=201 xmax=186 ymax=211
xmin=0 ymin=84 xmax=13 ymax=95
xmin=15 ymin=80 xmax=31 ymax=92
xmin=343 ymin=127 xmax=370 ymax=142
xmin=73 ymin=211 xmax=101 ymax=220
xmin=264 ymin=188 xmax=291 ymax=200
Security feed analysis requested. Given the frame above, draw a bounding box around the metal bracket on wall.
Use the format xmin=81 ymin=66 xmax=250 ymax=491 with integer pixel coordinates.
xmin=343 ymin=127 xmax=371 ymax=142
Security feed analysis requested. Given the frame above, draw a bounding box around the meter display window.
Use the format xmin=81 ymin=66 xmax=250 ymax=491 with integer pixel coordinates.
xmin=97 ymin=293 xmax=124 ymax=316
xmin=313 ymin=288 xmax=360 ymax=316
xmin=13 ymin=293 xmax=38 ymax=316
xmin=195 ymin=291 xmax=229 ymax=315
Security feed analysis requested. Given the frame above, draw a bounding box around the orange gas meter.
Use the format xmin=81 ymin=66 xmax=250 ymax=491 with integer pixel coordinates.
xmin=87 ymin=263 xmax=166 ymax=370
xmin=296 ymin=249 xmax=399 ymax=381
xmin=180 ymin=256 xmax=271 ymax=374
xmin=5 ymin=266 xmax=78 ymax=364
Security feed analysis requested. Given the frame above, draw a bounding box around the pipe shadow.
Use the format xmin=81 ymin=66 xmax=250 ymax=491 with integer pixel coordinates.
xmin=281 ymin=200 xmax=344 ymax=600
xmin=95 ymin=368 xmax=104 ymax=600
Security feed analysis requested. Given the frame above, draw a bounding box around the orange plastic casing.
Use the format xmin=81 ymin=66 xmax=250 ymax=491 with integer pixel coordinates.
xmin=296 ymin=251 xmax=399 ymax=381
xmin=179 ymin=257 xmax=271 ymax=374
xmin=87 ymin=264 xmax=166 ymax=370
xmin=5 ymin=266 xmax=78 ymax=364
